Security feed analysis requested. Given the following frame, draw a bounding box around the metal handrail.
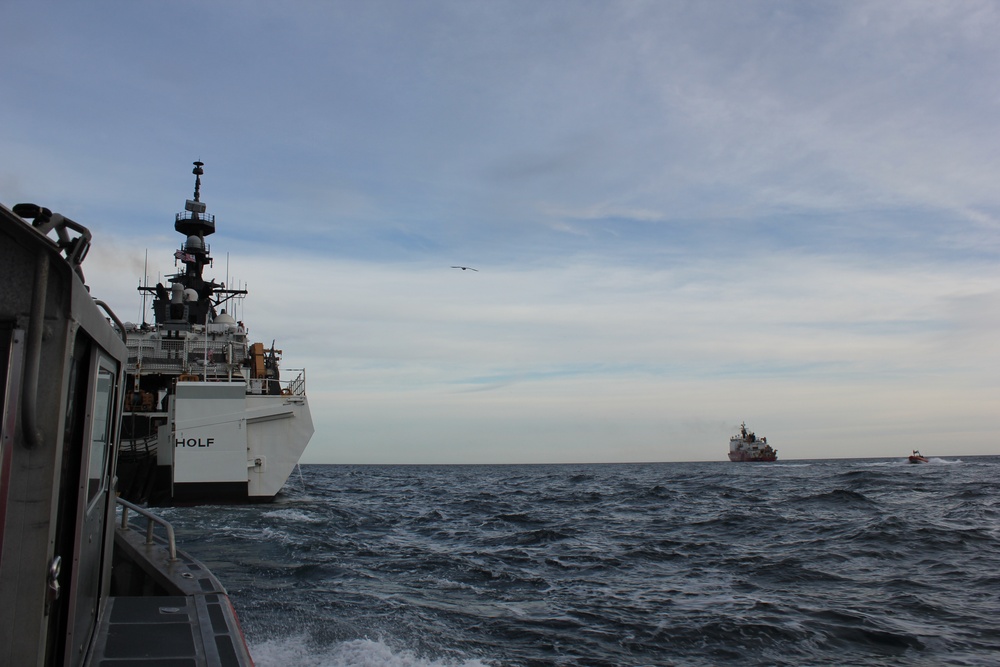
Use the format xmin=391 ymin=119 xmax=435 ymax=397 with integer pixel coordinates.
xmin=126 ymin=333 xmax=247 ymax=377
xmin=286 ymin=368 xmax=307 ymax=395
xmin=116 ymin=497 xmax=178 ymax=562
xmin=93 ymin=299 xmax=127 ymax=343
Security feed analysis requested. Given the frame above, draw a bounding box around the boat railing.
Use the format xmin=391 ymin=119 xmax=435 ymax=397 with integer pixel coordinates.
xmin=247 ymin=369 xmax=307 ymax=397
xmin=116 ymin=497 xmax=177 ymax=562
xmin=175 ymin=209 xmax=216 ymax=226
xmin=126 ymin=333 xmax=247 ymax=375
xmin=119 ymin=433 xmax=158 ymax=455
xmin=286 ymin=368 xmax=306 ymax=396
xmin=182 ymin=239 xmax=211 ymax=255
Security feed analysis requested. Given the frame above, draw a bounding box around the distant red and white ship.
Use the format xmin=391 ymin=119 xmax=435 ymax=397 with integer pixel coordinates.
xmin=908 ymin=450 xmax=929 ymax=464
xmin=728 ymin=422 xmax=778 ymax=462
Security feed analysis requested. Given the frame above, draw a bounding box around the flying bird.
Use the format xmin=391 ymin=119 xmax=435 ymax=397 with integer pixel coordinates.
xmin=451 ymin=266 xmax=479 ymax=271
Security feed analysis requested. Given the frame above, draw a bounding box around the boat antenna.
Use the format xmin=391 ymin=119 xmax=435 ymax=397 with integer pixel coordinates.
xmin=140 ymin=248 xmax=148 ymax=325
xmin=192 ymin=160 xmax=204 ymax=202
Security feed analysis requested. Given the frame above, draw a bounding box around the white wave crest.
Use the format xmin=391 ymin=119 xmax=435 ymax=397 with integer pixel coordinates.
xmin=262 ymin=508 xmax=325 ymax=524
xmin=249 ymin=635 xmax=494 ymax=667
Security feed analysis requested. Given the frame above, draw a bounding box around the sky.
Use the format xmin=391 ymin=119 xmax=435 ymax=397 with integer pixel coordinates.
xmin=2 ymin=1 xmax=999 ymax=463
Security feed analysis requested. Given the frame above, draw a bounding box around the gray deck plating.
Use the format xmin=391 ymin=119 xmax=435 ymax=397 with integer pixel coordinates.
xmin=86 ymin=518 xmax=253 ymax=666
xmin=88 ymin=594 xmax=248 ymax=666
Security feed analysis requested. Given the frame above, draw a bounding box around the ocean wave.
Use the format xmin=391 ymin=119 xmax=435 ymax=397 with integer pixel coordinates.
xmin=172 ymin=458 xmax=1000 ymax=667
xmin=791 ymin=488 xmax=876 ymax=506
xmin=249 ymin=635 xmax=494 ymax=667
xmin=263 ymin=508 xmax=326 ymax=524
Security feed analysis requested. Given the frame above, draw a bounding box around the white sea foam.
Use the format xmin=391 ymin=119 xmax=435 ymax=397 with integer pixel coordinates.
xmin=262 ymin=508 xmax=325 ymax=524
xmin=889 ymin=457 xmax=962 ymax=466
xmin=249 ymin=635 xmax=493 ymax=667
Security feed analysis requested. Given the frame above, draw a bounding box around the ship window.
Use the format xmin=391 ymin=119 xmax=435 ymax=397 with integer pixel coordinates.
xmin=86 ymin=364 xmax=115 ymax=504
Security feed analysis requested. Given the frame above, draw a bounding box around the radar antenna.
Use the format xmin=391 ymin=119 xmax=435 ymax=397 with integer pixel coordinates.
xmin=192 ymin=160 xmax=204 ymax=202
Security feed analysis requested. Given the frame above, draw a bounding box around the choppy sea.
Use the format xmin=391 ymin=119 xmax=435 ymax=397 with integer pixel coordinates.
xmin=157 ymin=458 xmax=1000 ymax=666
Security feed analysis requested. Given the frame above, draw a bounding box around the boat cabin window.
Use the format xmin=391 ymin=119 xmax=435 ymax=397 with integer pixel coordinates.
xmin=86 ymin=360 xmax=116 ymax=506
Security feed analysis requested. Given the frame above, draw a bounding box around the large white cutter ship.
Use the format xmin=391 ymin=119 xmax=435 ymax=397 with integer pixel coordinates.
xmin=117 ymin=162 xmax=313 ymax=504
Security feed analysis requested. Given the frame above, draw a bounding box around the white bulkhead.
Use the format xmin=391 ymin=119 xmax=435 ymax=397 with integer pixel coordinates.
xmin=171 ymin=382 xmax=249 ymax=484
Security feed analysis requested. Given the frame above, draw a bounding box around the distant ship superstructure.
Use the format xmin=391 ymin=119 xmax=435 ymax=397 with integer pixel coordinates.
xmin=728 ymin=422 xmax=777 ymax=462
xmin=117 ymin=162 xmax=313 ymax=504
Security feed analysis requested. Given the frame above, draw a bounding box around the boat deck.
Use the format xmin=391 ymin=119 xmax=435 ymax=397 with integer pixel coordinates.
xmin=87 ymin=503 xmax=254 ymax=666
xmin=88 ymin=593 xmax=249 ymax=666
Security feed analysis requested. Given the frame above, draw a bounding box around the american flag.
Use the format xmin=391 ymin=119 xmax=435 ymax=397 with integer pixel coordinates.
xmin=174 ymin=250 xmax=196 ymax=263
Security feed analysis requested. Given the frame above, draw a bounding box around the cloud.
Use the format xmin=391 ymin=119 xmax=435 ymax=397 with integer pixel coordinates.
xmin=5 ymin=0 xmax=1000 ymax=462
xmin=81 ymin=234 xmax=1000 ymax=463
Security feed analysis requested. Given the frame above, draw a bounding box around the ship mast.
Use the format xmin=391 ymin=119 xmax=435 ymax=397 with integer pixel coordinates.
xmin=137 ymin=161 xmax=246 ymax=329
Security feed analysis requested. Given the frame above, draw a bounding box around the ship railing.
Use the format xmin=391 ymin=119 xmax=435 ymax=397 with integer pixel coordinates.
xmin=130 ymin=358 xmax=185 ymax=372
xmin=247 ymin=369 xmax=307 ymax=397
xmin=175 ymin=209 xmax=216 ymax=226
xmin=182 ymin=239 xmax=211 ymax=255
xmin=286 ymin=368 xmax=306 ymax=395
xmin=127 ymin=334 xmax=247 ymax=374
xmin=120 ymin=433 xmax=158 ymax=455
xmin=116 ymin=497 xmax=178 ymax=562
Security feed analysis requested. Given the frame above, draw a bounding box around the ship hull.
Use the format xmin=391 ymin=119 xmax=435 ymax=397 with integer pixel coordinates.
xmin=120 ymin=380 xmax=313 ymax=505
xmin=171 ymin=481 xmax=268 ymax=504
xmin=728 ymin=451 xmax=778 ymax=462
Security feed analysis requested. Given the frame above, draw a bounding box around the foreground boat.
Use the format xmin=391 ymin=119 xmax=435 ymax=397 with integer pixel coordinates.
xmin=1 ymin=201 xmax=252 ymax=665
xmin=908 ymin=450 xmax=929 ymax=464
xmin=728 ymin=422 xmax=778 ymax=462
xmin=117 ymin=162 xmax=314 ymax=505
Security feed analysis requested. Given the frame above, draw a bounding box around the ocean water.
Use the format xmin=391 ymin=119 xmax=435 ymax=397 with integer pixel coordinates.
xmin=158 ymin=458 xmax=1000 ymax=666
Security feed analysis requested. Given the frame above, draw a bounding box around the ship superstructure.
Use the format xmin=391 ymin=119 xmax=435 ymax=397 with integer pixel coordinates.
xmin=117 ymin=162 xmax=313 ymax=504
xmin=728 ymin=422 xmax=777 ymax=462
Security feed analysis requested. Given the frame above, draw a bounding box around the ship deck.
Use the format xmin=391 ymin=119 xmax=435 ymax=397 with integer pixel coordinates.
xmin=87 ymin=503 xmax=254 ymax=666
xmin=87 ymin=594 xmax=249 ymax=667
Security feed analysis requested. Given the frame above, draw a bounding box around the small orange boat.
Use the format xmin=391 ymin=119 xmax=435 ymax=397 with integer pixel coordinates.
xmin=908 ymin=450 xmax=929 ymax=464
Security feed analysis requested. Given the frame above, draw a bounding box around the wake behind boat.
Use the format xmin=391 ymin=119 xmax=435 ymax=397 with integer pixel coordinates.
xmin=728 ymin=421 xmax=778 ymax=462
xmin=116 ymin=162 xmax=314 ymax=505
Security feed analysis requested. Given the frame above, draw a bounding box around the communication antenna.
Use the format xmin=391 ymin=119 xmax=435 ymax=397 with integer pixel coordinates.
xmin=140 ymin=249 xmax=149 ymax=325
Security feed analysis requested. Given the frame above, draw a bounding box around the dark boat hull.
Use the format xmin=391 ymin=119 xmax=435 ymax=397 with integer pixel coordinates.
xmin=728 ymin=452 xmax=778 ymax=462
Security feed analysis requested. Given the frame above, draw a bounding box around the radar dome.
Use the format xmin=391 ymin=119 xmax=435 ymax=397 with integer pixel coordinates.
xmin=214 ymin=311 xmax=238 ymax=332
xmin=183 ymin=288 xmax=198 ymax=302
xmin=186 ymin=235 xmax=204 ymax=252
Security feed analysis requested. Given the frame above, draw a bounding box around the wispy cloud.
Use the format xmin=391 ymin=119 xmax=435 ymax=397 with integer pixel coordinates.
xmin=4 ymin=0 xmax=999 ymax=461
